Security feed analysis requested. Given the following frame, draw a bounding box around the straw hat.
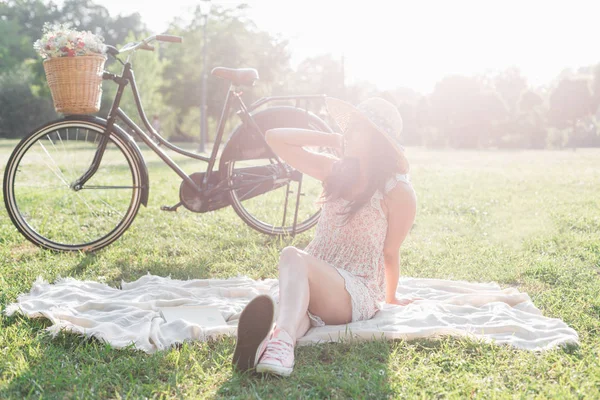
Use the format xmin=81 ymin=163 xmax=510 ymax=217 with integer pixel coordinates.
xmin=326 ymin=96 xmax=409 ymax=173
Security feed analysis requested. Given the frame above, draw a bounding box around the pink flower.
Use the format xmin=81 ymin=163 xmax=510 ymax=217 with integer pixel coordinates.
xmin=35 ymin=24 xmax=106 ymax=59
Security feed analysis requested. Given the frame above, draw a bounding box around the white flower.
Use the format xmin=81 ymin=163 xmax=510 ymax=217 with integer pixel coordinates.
xmin=33 ymin=23 xmax=106 ymax=59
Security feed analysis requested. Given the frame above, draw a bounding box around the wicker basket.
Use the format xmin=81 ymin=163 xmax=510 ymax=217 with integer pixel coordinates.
xmin=43 ymin=55 xmax=106 ymax=115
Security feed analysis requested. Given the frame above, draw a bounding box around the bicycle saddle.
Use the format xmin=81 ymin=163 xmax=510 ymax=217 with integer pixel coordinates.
xmin=211 ymin=67 xmax=259 ymax=86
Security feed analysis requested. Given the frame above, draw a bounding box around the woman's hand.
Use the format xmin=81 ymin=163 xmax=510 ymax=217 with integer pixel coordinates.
xmin=387 ymin=296 xmax=422 ymax=306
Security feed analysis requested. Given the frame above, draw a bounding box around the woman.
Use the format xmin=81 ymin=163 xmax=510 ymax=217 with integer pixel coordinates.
xmin=232 ymin=97 xmax=417 ymax=377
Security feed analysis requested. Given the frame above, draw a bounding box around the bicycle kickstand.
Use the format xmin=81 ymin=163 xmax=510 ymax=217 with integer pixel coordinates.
xmin=161 ymin=202 xmax=182 ymax=212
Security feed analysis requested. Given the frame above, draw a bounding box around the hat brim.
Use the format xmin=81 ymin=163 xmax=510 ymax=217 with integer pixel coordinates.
xmin=325 ymin=97 xmax=409 ymax=173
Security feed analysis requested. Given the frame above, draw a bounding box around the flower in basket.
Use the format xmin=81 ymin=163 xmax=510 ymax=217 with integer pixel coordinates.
xmin=33 ymin=22 xmax=107 ymax=59
xmin=34 ymin=23 xmax=107 ymax=114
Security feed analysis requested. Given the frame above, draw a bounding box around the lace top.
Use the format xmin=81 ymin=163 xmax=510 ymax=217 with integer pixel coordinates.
xmin=304 ymin=174 xmax=412 ymax=308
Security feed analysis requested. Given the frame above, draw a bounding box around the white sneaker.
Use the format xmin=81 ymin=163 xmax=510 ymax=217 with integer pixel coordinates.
xmin=255 ymin=328 xmax=295 ymax=377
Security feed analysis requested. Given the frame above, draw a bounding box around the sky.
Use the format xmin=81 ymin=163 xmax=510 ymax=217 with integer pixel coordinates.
xmin=84 ymin=0 xmax=599 ymax=94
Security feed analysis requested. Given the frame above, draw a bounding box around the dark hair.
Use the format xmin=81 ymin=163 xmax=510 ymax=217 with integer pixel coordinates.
xmin=321 ymin=126 xmax=401 ymax=223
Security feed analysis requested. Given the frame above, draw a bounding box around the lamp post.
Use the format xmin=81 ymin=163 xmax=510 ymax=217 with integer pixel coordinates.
xmin=198 ymin=0 xmax=212 ymax=153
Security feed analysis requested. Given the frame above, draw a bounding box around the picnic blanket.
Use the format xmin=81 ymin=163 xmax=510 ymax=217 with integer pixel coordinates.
xmin=4 ymin=274 xmax=579 ymax=353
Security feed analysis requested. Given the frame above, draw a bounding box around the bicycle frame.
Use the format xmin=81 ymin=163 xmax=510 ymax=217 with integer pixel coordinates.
xmin=75 ymin=60 xmax=326 ymax=197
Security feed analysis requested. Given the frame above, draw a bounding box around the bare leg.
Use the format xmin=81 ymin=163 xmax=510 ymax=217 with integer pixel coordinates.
xmin=276 ymin=246 xmax=352 ymax=342
xmin=295 ymin=314 xmax=311 ymax=341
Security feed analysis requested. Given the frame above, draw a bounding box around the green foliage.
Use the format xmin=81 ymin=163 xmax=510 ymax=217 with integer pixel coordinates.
xmin=0 ymin=18 xmax=37 ymax=70
xmin=494 ymin=67 xmax=528 ymax=115
xmin=3 ymin=0 xmax=600 ymax=148
xmin=0 ymin=0 xmax=61 ymax=70
xmin=549 ymin=78 xmax=594 ymax=129
xmin=0 ymin=0 xmax=146 ymax=97
xmin=518 ymin=89 xmax=544 ymax=114
xmin=0 ymin=68 xmax=57 ymax=138
xmin=160 ymin=4 xmax=292 ymax=135
xmin=287 ymin=54 xmax=345 ymax=98
xmin=426 ymin=75 xmax=508 ymax=148
xmin=104 ymin=31 xmax=176 ymax=137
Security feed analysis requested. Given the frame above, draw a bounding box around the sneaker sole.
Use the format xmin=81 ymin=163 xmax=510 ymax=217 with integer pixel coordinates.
xmin=232 ymin=294 xmax=274 ymax=372
xmin=256 ymin=362 xmax=294 ymax=377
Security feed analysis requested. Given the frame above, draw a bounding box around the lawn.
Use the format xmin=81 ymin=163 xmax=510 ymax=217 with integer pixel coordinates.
xmin=1 ymin=139 xmax=599 ymax=399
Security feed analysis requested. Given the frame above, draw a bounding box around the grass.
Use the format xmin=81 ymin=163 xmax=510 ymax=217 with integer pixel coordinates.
xmin=1 ymin=139 xmax=599 ymax=399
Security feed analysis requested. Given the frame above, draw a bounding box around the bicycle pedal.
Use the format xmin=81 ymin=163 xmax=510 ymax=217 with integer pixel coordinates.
xmin=161 ymin=203 xmax=181 ymax=212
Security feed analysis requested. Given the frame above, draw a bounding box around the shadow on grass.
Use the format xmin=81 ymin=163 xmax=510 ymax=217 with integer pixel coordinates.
xmin=1 ymin=309 xmax=585 ymax=399
xmin=67 ymin=253 xmax=99 ymax=276
xmin=216 ymin=339 xmax=395 ymax=399
xmin=3 ymin=305 xmax=397 ymax=398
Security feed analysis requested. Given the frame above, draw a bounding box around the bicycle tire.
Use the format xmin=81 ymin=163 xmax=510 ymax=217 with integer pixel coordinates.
xmin=3 ymin=118 xmax=144 ymax=252
xmin=222 ymin=106 xmax=334 ymax=236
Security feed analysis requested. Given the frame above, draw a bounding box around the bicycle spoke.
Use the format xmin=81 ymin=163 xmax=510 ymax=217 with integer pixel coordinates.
xmin=14 ymin=183 xmax=65 ymax=190
xmin=227 ymin=156 xmax=321 ymax=236
xmin=55 ymin=130 xmax=78 ymax=181
xmin=292 ymin=177 xmax=303 ymax=234
xmin=73 ymin=190 xmax=102 ymax=219
xmin=36 ymin=141 xmax=71 ymax=187
xmin=81 ymin=186 xmax=140 ymax=189
xmin=238 ymin=184 xmax=262 ymax=202
xmin=88 ymin=190 xmax=126 ymax=218
xmin=281 ymin=183 xmax=291 ymax=228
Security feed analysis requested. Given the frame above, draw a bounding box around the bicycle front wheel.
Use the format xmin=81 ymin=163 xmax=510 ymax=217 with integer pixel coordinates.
xmin=3 ymin=119 xmax=144 ymax=252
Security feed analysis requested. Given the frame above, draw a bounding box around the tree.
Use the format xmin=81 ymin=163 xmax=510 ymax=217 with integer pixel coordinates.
xmin=517 ymin=89 xmax=543 ymax=114
xmin=513 ymin=90 xmax=547 ymax=148
xmin=494 ymin=67 xmax=528 ymax=115
xmin=289 ymin=54 xmax=345 ymax=98
xmin=1 ymin=0 xmax=146 ymax=96
xmin=549 ymin=78 xmax=594 ymax=129
xmin=382 ymin=88 xmax=422 ymax=146
xmin=591 ymin=63 xmax=600 ymax=113
xmin=104 ymin=31 xmax=173 ymax=137
xmin=427 ymin=75 xmax=508 ymax=148
xmin=0 ymin=0 xmax=61 ymax=70
xmin=58 ymin=0 xmax=145 ymax=46
xmin=0 ymin=69 xmax=57 ymax=138
xmin=160 ymin=4 xmax=293 ymax=139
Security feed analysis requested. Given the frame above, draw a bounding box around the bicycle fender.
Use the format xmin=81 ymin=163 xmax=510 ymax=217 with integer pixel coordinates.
xmin=64 ymin=115 xmax=150 ymax=207
xmin=218 ymin=106 xmax=333 ymax=176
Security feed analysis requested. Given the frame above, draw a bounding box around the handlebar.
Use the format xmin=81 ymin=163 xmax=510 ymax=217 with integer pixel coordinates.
xmin=117 ymin=34 xmax=183 ymax=53
xmin=156 ymin=35 xmax=183 ymax=43
xmin=139 ymin=43 xmax=155 ymax=51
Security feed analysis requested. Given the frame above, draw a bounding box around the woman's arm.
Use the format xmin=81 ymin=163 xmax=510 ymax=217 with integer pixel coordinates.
xmin=265 ymin=128 xmax=343 ymax=182
xmin=382 ymin=183 xmax=417 ymax=304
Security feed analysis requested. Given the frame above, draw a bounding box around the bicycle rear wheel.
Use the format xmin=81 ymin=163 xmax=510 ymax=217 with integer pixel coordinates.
xmin=225 ymin=158 xmax=323 ymax=235
xmin=3 ymin=119 xmax=144 ymax=251
xmin=223 ymin=107 xmax=334 ymax=236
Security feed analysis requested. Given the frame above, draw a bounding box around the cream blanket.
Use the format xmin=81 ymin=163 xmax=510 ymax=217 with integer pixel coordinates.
xmin=4 ymin=274 xmax=578 ymax=353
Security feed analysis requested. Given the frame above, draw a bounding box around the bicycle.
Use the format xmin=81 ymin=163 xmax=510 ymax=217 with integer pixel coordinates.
xmin=3 ymin=34 xmax=335 ymax=252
